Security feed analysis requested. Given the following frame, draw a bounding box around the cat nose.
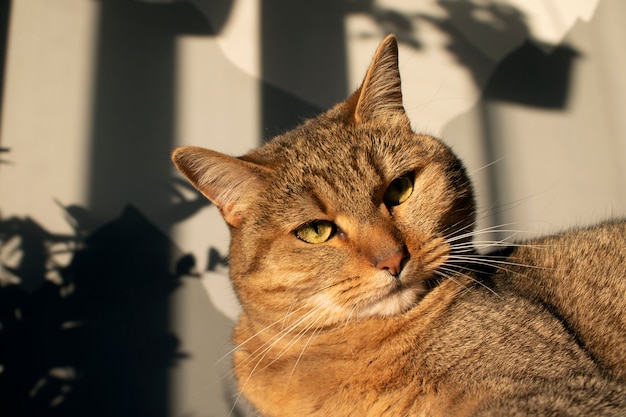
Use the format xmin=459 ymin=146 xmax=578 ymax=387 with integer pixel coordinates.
xmin=375 ymin=249 xmax=407 ymax=277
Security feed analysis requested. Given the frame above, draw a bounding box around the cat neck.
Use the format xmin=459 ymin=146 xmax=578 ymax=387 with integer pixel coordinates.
xmin=231 ymin=277 xmax=475 ymax=417
xmin=233 ymin=276 xmax=469 ymax=365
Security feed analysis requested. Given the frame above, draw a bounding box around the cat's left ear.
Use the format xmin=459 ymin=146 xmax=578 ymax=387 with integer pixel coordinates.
xmin=171 ymin=146 xmax=271 ymax=227
xmin=349 ymin=34 xmax=409 ymax=125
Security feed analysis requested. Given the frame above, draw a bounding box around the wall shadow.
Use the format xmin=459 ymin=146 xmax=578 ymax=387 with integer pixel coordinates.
xmin=86 ymin=2 xmax=208 ymax=416
xmin=0 ymin=205 xmax=196 ymax=417
xmin=84 ymin=2 xmax=219 ymax=416
xmin=483 ymin=41 xmax=579 ymax=109
xmin=1 ymin=0 xmax=237 ymax=415
xmin=260 ymin=0 xmax=347 ymax=142
xmin=87 ymin=0 xmax=212 ymax=223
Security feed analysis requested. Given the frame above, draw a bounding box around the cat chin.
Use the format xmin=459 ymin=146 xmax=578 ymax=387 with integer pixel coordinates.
xmin=355 ymin=262 xmax=446 ymax=318
xmin=304 ymin=271 xmax=429 ymax=321
xmin=356 ymin=277 xmax=428 ymax=318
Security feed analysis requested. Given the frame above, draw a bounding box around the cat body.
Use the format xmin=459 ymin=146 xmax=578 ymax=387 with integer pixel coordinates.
xmin=233 ymin=222 xmax=626 ymax=417
xmin=172 ymin=35 xmax=626 ymax=416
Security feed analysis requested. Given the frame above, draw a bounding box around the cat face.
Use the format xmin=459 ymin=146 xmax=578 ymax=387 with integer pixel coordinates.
xmin=172 ymin=35 xmax=475 ymax=328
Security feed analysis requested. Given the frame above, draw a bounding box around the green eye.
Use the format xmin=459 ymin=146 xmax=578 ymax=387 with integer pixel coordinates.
xmin=383 ymin=174 xmax=414 ymax=206
xmin=295 ymin=220 xmax=336 ymax=244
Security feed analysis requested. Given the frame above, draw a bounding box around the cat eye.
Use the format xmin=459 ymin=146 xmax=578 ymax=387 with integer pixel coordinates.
xmin=383 ymin=174 xmax=414 ymax=207
xmin=295 ymin=220 xmax=337 ymax=244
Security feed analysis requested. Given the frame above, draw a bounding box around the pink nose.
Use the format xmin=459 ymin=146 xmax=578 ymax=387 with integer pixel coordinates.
xmin=375 ymin=250 xmax=406 ymax=277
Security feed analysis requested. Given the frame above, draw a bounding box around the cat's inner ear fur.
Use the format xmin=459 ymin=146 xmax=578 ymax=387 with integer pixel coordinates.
xmin=349 ymin=34 xmax=408 ymax=124
xmin=171 ymin=146 xmax=270 ymax=227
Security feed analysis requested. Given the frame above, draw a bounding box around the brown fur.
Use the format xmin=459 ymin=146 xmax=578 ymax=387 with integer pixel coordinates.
xmin=172 ymin=35 xmax=626 ymax=416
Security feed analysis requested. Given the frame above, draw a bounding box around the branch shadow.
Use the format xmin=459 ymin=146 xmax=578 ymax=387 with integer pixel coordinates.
xmin=0 ymin=204 xmax=198 ymax=417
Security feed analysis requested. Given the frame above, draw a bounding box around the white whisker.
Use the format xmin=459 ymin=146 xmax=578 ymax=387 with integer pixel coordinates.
xmin=468 ymin=157 xmax=504 ymax=175
xmin=212 ymin=303 xmax=311 ymax=369
xmin=227 ymin=304 xmax=327 ymax=416
xmin=436 ymin=265 xmax=501 ymax=298
xmin=446 ymin=254 xmax=551 ymax=271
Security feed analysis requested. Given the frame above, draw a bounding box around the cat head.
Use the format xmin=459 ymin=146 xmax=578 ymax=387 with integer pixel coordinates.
xmin=172 ymin=35 xmax=475 ymax=327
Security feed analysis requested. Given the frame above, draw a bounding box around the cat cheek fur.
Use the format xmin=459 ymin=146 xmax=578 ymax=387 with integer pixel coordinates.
xmin=234 ymin=217 xmax=423 ymax=323
xmin=255 ymin=240 xmax=401 ymax=322
xmin=228 ymin=233 xmax=349 ymax=325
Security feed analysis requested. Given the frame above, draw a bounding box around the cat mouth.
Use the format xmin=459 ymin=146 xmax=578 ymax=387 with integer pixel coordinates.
xmin=355 ymin=242 xmax=450 ymax=318
xmin=399 ymin=257 xmax=445 ymax=287
xmin=401 ymin=238 xmax=450 ymax=283
xmin=384 ymin=251 xmax=449 ymax=312
xmin=357 ymin=267 xmax=436 ymax=317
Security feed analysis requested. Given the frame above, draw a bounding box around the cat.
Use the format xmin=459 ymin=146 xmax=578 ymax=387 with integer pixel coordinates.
xmin=172 ymin=35 xmax=626 ymax=416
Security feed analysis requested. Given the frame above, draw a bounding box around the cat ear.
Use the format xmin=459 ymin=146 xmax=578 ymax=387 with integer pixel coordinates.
xmin=171 ymin=146 xmax=270 ymax=227
xmin=350 ymin=34 xmax=408 ymax=124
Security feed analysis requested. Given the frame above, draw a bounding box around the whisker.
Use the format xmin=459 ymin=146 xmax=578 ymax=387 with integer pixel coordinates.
xmin=446 ymin=223 xmax=531 ymax=243
xmin=261 ymin=307 xmax=328 ymax=370
xmin=435 ymin=266 xmax=501 ymax=298
xmin=243 ymin=307 xmax=322 ymax=369
xmin=446 ymin=254 xmax=551 ymax=271
xmin=209 ymin=304 xmax=322 ymax=397
xmin=451 ymin=241 xmax=552 ymax=254
xmin=228 ymin=305 xmax=326 ymax=416
xmin=283 ymin=313 xmax=333 ymax=395
xmin=468 ymin=157 xmax=504 ymax=175
xmin=212 ymin=303 xmax=312 ymax=368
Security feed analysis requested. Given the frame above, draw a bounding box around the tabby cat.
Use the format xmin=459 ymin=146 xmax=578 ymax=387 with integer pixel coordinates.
xmin=172 ymin=35 xmax=626 ymax=416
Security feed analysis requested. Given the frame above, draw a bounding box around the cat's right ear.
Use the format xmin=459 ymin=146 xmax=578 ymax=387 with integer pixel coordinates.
xmin=171 ymin=146 xmax=271 ymax=227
